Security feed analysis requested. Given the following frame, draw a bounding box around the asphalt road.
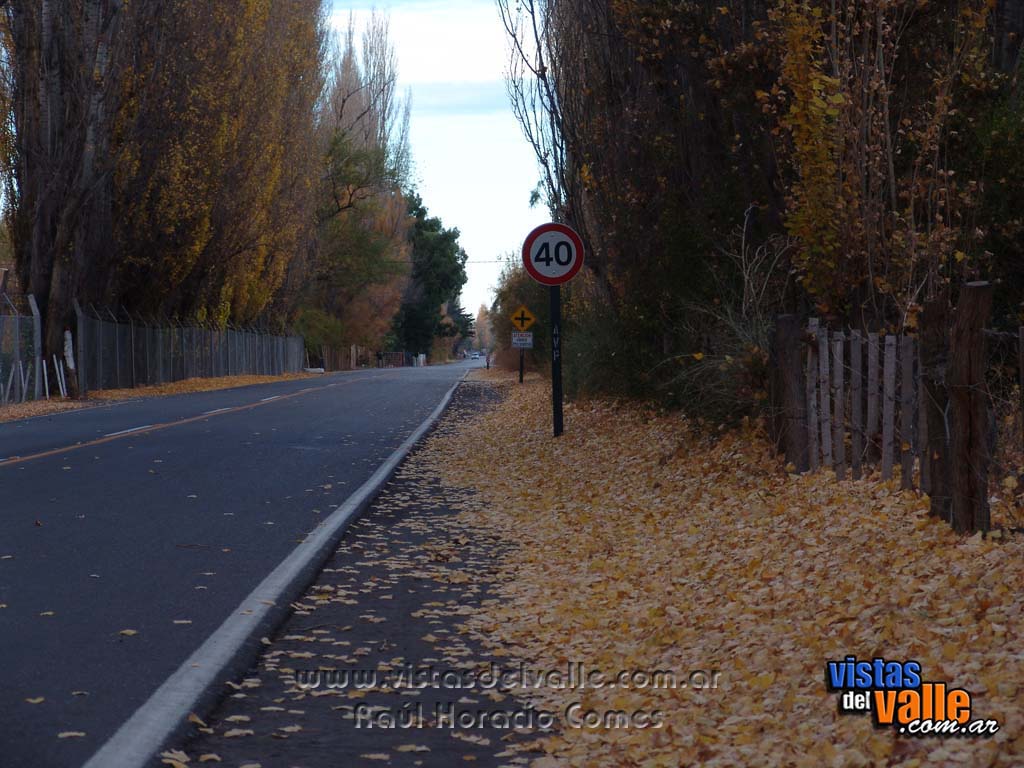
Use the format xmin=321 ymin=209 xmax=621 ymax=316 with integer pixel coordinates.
xmin=0 ymin=361 xmax=476 ymax=768
xmin=178 ymin=381 xmax=546 ymax=768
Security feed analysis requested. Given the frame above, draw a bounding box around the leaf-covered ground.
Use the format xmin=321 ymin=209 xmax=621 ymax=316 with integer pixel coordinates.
xmin=88 ymin=372 xmax=319 ymax=400
xmin=172 ymin=372 xmax=1023 ymax=767
xmin=0 ymin=399 xmax=91 ymax=423
xmin=424 ymin=371 xmax=1024 ymax=767
xmin=0 ymin=373 xmax=321 ymax=423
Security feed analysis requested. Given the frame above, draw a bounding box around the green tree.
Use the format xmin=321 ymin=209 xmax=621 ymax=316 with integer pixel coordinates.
xmin=290 ymin=10 xmax=413 ymax=353
xmin=391 ymin=194 xmax=468 ymax=355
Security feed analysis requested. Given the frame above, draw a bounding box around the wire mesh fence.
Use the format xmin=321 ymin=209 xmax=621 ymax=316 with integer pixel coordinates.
xmin=0 ymin=292 xmax=43 ymax=405
xmin=74 ymin=302 xmax=304 ymax=395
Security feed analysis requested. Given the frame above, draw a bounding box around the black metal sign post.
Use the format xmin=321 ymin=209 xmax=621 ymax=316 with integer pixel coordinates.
xmin=519 ymin=348 xmax=525 ymax=384
xmin=522 ymin=222 xmax=583 ymax=439
xmin=550 ymin=284 xmax=563 ymax=437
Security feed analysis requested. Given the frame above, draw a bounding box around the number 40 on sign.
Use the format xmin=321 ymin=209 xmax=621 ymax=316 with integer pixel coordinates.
xmin=521 ymin=223 xmax=585 ymax=437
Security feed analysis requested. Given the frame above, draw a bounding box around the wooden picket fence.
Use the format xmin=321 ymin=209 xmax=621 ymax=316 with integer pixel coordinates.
xmin=770 ymin=282 xmax=1002 ymax=534
xmin=801 ymin=320 xmax=928 ymax=489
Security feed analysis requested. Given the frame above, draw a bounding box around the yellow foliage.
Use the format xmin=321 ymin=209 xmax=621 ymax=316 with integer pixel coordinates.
xmin=778 ymin=0 xmax=842 ymax=300
xmin=113 ymin=0 xmax=323 ymax=325
xmin=420 ymin=378 xmax=1024 ymax=765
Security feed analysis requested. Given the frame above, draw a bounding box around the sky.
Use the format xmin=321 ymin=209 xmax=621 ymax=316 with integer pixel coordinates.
xmin=329 ymin=0 xmax=548 ymax=316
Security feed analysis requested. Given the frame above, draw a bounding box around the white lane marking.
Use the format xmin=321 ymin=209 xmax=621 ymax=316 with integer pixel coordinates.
xmin=103 ymin=425 xmax=153 ymax=438
xmin=202 ymin=407 xmax=231 ymax=415
xmin=81 ymin=372 xmax=467 ymax=768
xmin=259 ymin=396 xmax=279 ymax=402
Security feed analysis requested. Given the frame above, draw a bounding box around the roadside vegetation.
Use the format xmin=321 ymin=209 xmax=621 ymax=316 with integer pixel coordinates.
xmin=0 ymin=4 xmax=471 ymax=368
xmin=494 ymin=0 xmax=1024 ymax=419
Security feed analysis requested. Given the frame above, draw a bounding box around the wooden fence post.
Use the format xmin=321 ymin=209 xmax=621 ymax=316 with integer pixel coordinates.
xmin=900 ymin=336 xmax=916 ymax=490
xmin=1019 ymin=327 xmax=1024 ymax=454
xmin=867 ymin=333 xmax=880 ymax=464
xmin=918 ymin=359 xmax=930 ymax=495
xmin=806 ymin=320 xmax=820 ymax=471
xmin=949 ymin=282 xmax=994 ymax=534
xmin=921 ymin=296 xmax=952 ymax=521
xmin=772 ymin=315 xmax=809 ymax=471
xmin=882 ymin=335 xmax=897 ymax=480
xmin=818 ymin=329 xmax=833 ymax=467
xmin=832 ymin=332 xmax=846 ymax=479
xmin=851 ymin=331 xmax=863 ymax=480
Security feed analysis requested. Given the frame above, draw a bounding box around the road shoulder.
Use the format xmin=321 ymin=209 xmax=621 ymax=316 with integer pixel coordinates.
xmin=171 ymin=381 xmax=548 ymax=767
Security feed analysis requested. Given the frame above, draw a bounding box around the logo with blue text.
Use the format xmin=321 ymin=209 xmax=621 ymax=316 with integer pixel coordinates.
xmin=826 ymin=656 xmax=999 ymax=737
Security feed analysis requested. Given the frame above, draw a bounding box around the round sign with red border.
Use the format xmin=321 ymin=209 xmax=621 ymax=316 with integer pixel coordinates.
xmin=522 ymin=223 xmax=585 ymax=286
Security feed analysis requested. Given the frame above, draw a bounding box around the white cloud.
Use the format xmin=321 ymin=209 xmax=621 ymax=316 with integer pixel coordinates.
xmin=409 ymin=80 xmax=510 ymax=116
xmin=329 ymin=0 xmax=509 ymax=84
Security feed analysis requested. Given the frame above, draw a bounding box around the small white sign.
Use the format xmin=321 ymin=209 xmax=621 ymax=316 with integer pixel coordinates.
xmin=511 ymin=331 xmax=534 ymax=349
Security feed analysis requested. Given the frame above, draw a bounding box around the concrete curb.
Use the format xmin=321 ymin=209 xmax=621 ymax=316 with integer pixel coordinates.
xmin=82 ymin=373 xmax=468 ymax=768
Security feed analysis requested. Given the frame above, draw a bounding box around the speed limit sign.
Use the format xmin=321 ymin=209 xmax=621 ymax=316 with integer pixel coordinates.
xmin=521 ymin=222 xmax=585 ymax=439
xmin=522 ymin=223 xmax=585 ymax=286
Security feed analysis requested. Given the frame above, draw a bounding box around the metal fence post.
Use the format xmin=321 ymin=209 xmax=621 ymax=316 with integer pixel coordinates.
xmin=74 ymin=299 xmax=88 ymax=396
xmin=124 ymin=307 xmax=136 ymax=389
xmin=156 ymin=321 xmax=164 ymax=384
xmin=10 ymin=294 xmax=21 ymax=402
xmin=0 ymin=297 xmax=6 ymax=399
xmin=106 ymin=307 xmax=121 ymax=389
xmin=90 ymin=304 xmax=103 ymax=391
xmin=28 ymin=294 xmax=42 ymax=399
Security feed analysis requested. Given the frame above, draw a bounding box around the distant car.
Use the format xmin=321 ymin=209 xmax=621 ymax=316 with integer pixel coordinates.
xmin=471 ymin=352 xmax=481 ymax=359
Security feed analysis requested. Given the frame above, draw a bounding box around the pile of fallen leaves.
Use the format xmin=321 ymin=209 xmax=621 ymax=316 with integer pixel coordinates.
xmin=0 ymin=399 xmax=90 ymax=423
xmin=87 ymin=372 xmax=318 ymax=400
xmin=0 ymin=373 xmax=320 ymax=423
xmin=420 ymin=372 xmax=1024 ymax=767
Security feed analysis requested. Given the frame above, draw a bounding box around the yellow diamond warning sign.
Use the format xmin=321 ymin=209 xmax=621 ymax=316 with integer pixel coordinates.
xmin=510 ymin=305 xmax=536 ymax=332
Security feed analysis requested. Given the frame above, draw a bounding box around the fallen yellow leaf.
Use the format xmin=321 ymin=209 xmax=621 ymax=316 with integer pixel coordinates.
xmin=160 ymin=749 xmax=190 ymax=768
xmin=187 ymin=712 xmax=207 ymax=727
